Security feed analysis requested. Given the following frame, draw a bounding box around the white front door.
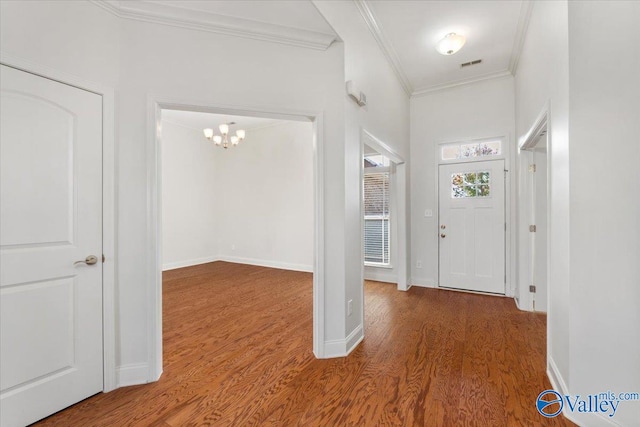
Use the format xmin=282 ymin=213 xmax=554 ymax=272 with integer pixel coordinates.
xmin=438 ymin=160 xmax=505 ymax=294
xmin=0 ymin=65 xmax=103 ymax=427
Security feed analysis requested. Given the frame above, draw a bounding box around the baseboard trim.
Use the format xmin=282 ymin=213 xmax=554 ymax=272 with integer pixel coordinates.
xmin=116 ymin=363 xmax=149 ymax=388
xmin=364 ymin=270 xmax=397 ymax=284
xmin=410 ymin=278 xmax=436 ymax=288
xmin=218 ymin=255 xmax=312 ymax=273
xmin=547 ymin=358 xmax=621 ymax=426
xmin=162 ymin=256 xmax=219 ymax=271
xmin=163 ymin=255 xmax=313 ymax=273
xmin=322 ymin=324 xmax=364 ymax=358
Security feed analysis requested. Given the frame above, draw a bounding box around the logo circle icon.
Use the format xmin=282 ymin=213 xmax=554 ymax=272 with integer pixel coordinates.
xmin=536 ymin=390 xmax=563 ymax=418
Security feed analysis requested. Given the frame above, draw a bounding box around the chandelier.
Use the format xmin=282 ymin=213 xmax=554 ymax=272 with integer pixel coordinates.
xmin=203 ymin=122 xmax=246 ymax=149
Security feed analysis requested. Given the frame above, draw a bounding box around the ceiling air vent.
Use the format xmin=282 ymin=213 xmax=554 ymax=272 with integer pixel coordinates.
xmin=460 ymin=59 xmax=482 ymax=68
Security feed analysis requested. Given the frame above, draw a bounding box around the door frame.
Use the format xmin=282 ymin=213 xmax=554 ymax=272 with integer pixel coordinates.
xmin=435 ymin=134 xmax=514 ymax=297
xmin=0 ymin=53 xmax=118 ymax=392
xmin=147 ymin=95 xmax=326 ymax=376
xmin=517 ymin=105 xmax=551 ymax=312
xmin=360 ymin=129 xmax=408 ymax=292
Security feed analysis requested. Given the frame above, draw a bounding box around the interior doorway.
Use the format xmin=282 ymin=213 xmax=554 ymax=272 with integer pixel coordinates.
xmin=519 ymin=122 xmax=549 ymax=312
xmin=360 ymin=130 xmax=408 ymax=292
xmin=147 ymin=101 xmax=325 ymax=376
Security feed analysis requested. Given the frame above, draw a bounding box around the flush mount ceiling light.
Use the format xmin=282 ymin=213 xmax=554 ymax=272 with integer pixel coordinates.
xmin=436 ymin=33 xmax=466 ymax=55
xmin=203 ymin=122 xmax=246 ymax=149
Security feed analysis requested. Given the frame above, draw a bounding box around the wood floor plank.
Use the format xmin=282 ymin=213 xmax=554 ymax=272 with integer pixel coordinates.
xmin=34 ymin=262 xmax=574 ymax=426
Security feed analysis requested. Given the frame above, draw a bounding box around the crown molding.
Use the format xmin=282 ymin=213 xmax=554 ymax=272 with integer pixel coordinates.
xmin=353 ymin=0 xmax=413 ymax=97
xmin=509 ymin=0 xmax=533 ymax=75
xmin=412 ymin=70 xmax=513 ymax=97
xmin=90 ymin=0 xmax=337 ymax=51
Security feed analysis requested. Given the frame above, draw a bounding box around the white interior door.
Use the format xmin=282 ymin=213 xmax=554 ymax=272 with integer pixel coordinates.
xmin=438 ymin=160 xmax=505 ymax=294
xmin=532 ymin=144 xmax=548 ymax=311
xmin=0 ymin=65 xmax=103 ymax=427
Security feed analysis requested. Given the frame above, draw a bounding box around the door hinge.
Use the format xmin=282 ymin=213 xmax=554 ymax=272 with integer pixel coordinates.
xmin=529 ymin=225 xmax=537 ymax=232
xmin=529 ymin=285 xmax=536 ymax=293
xmin=102 ymin=254 xmax=105 ymax=263
xmin=529 ymin=164 xmax=536 ymax=173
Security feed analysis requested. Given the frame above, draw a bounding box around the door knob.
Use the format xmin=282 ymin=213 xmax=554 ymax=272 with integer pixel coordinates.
xmin=74 ymin=255 xmax=98 ymax=266
xmin=440 ymin=233 xmax=446 ymax=238
xmin=440 ymin=225 xmax=446 ymax=229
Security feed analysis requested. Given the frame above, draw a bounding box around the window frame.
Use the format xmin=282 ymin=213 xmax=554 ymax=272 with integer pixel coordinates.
xmin=439 ymin=136 xmax=506 ymax=164
xmin=363 ymin=165 xmax=392 ymax=268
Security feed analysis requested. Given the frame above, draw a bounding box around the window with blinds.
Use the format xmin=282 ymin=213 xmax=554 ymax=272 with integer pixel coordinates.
xmin=364 ymin=171 xmax=390 ymax=265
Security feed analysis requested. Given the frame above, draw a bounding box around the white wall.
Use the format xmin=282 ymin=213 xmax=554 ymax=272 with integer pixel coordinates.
xmin=216 ymin=121 xmax=314 ymax=272
xmin=514 ymin=0 xmax=571 ymax=397
xmin=314 ymin=1 xmax=411 ymax=341
xmin=410 ymin=76 xmax=515 ymax=288
xmin=0 ymin=1 xmax=119 ymax=88
xmin=161 ymin=120 xmax=219 ymax=270
xmin=567 ymin=2 xmax=640 ymax=425
xmin=161 ymin=120 xmax=313 ymax=272
xmin=118 ymin=17 xmax=347 ymax=367
xmin=1 ymin=0 xmax=354 ymax=380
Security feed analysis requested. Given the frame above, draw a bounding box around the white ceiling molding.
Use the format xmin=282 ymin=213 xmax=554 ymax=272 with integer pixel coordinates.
xmin=412 ymin=70 xmax=513 ymax=98
xmin=90 ymin=0 xmax=337 ymax=51
xmin=353 ymin=0 xmax=413 ymax=97
xmin=508 ymin=0 xmax=534 ymax=75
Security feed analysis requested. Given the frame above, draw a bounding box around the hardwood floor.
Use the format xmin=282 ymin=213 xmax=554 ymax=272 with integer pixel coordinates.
xmin=36 ymin=262 xmax=574 ymax=426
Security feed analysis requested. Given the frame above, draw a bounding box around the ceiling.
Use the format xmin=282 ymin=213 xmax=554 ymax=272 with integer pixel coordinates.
xmin=162 ymin=110 xmax=282 ymax=133
xmin=97 ymin=0 xmax=530 ymax=96
xmin=97 ymin=0 xmax=338 ymax=50
xmin=363 ymin=0 xmax=530 ymax=95
xmin=144 ymin=0 xmax=335 ymax=35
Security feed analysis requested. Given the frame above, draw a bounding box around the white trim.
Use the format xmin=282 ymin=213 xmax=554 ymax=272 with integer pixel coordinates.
xmin=361 ymin=128 xmax=405 ymax=165
xmin=148 ymin=100 xmax=163 ymax=383
xmin=364 ymin=261 xmax=393 ymax=269
xmin=163 ymin=256 xmax=313 ymax=273
xmin=162 ymin=256 xmax=220 ymax=271
xmin=0 ymin=53 xmax=118 ymax=393
xmin=364 ymin=269 xmax=397 ymax=284
xmin=435 ymin=134 xmax=514 ymax=298
xmin=438 ymin=135 xmax=506 ymax=165
xmin=90 ymin=0 xmax=337 ymax=51
xmin=116 ymin=363 xmax=150 ymax=388
xmin=519 ymin=106 xmax=549 ymax=150
xmin=101 ymin=82 xmax=117 ymax=393
xmin=517 ymin=104 xmax=550 ymax=314
xmin=394 ymin=163 xmax=409 ymax=292
xmin=352 ymin=0 xmax=413 ymax=97
xmin=509 ymin=1 xmax=534 ymax=76
xmin=411 ymin=278 xmax=436 ymax=288
xmin=546 ymin=358 xmax=621 ymax=427
xmin=412 ymin=71 xmax=512 ymax=98
xmin=147 ymin=97 xmax=327 ymax=365
xmin=312 ymin=114 xmax=326 ymax=359
xmin=323 ymin=325 xmax=364 ymax=358
xmin=218 ymin=256 xmax=312 ymax=273
xmin=360 ymin=128 xmax=408 ymax=293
